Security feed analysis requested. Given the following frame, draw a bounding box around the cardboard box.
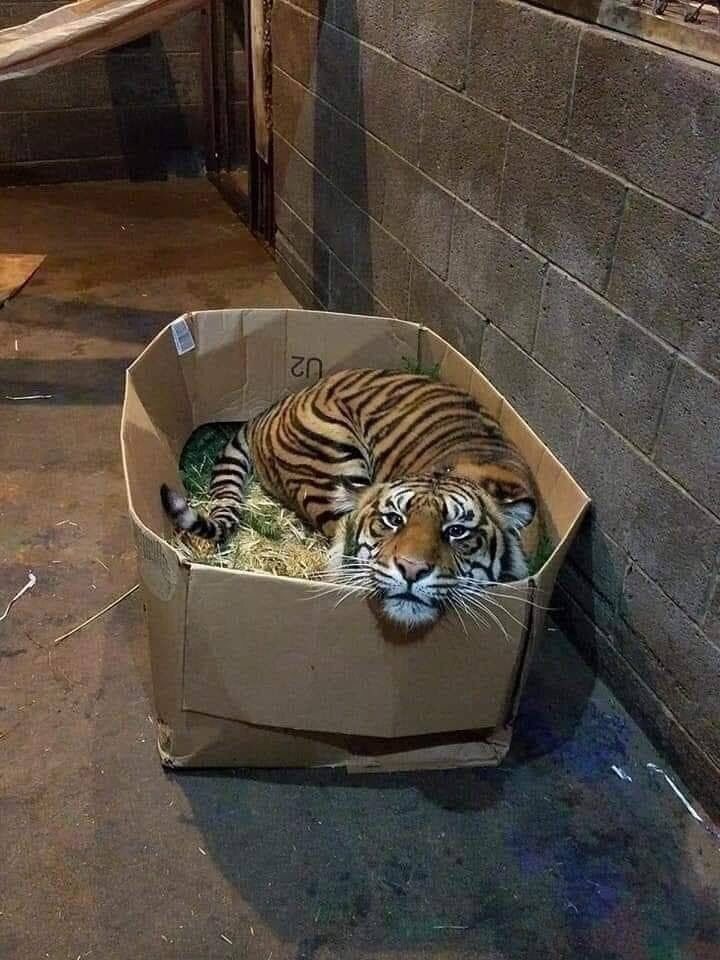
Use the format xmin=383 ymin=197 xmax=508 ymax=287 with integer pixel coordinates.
xmin=121 ymin=309 xmax=589 ymax=772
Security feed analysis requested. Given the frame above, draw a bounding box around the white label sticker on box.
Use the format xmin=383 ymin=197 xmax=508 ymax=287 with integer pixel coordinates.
xmin=171 ymin=317 xmax=195 ymax=356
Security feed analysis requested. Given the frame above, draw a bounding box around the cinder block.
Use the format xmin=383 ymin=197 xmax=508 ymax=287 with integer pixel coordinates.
xmin=480 ymin=324 xmax=583 ymax=467
xmin=276 ymin=255 xmax=324 ymax=310
xmin=419 ymin=84 xmax=507 ymax=218
xmin=654 ymin=359 xmax=720 ymax=517
xmin=274 ymin=133 xmax=316 ymax=227
xmin=331 ymin=111 xmax=387 ymax=220
xmin=3 ymin=49 xmax=203 ymax=113
xmin=24 ymin=108 xmax=124 ymax=160
xmin=552 ymin=585 xmax=613 ymax=672
xmin=353 ymin=213 xmax=411 ymax=319
xmin=328 ymin=253 xmax=390 ymax=316
xmin=535 ymin=269 xmax=674 ymax=452
xmin=556 ymin=562 xmax=616 ymax=637
xmin=316 ymin=20 xmax=360 ymax=121
xmin=118 ymin=105 xmax=204 ymax=153
xmin=276 ymin=232 xmax=328 ymax=306
xmin=409 ymin=261 xmax=486 ymax=365
xmin=1 ymin=71 xmax=69 ymax=112
xmin=608 ymin=191 xmax=720 ymax=378
xmin=0 ymin=113 xmax=27 ymax=163
xmin=500 ymin=127 xmax=626 ymax=291
xmin=382 ymin=153 xmax=454 ymax=277
xmin=467 ymin=0 xmax=580 ymax=141
xmin=567 ymin=518 xmax=627 ymax=607
xmin=272 ymin=1 xmax=317 ymax=89
xmin=275 ymin=131 xmax=359 ymax=265
xmin=573 ymin=410 xmax=720 ymax=620
xmin=392 ymin=0 xmax=473 ymax=89
xmin=569 ymin=29 xmax=720 ymax=223
xmin=332 ymin=0 xmax=392 ymax=48
xmin=448 ymin=202 xmax=546 ymax=349
xmin=104 ymin=51 xmax=165 ymax=106
xmin=359 ymin=45 xmax=425 ymax=163
xmin=272 ymin=69 xmax=334 ymax=177
xmin=621 ymin=566 xmax=718 ymax=692
xmin=619 ymin=565 xmax=720 ymax=760
xmin=272 ymin=70 xmax=386 ymax=216
xmin=159 ymin=11 xmax=202 ymax=51
xmin=705 ymin=580 xmax=720 ymax=646
xmin=275 ymin=195 xmax=330 ymax=302
xmin=314 ymin=172 xmax=359 ymax=267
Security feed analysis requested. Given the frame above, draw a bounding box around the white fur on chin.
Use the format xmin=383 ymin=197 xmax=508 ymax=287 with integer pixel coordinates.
xmin=381 ymin=596 xmax=439 ymax=628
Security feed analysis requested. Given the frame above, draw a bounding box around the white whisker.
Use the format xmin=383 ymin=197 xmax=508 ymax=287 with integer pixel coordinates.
xmin=455 ymin=578 xmax=554 ymax=612
xmin=445 ymin=598 xmax=469 ymax=638
xmin=458 ymin=595 xmax=510 ymax=644
xmin=468 ymin=592 xmax=527 ymax=633
xmin=449 ymin=591 xmax=488 ymax=631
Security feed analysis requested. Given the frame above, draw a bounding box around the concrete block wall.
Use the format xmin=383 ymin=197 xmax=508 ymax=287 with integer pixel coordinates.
xmin=272 ymin=0 xmax=720 ymax=808
xmin=0 ymin=3 xmax=247 ymax=183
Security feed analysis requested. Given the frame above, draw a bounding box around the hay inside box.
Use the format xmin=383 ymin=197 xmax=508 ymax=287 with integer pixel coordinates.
xmin=174 ymin=424 xmax=329 ymax=579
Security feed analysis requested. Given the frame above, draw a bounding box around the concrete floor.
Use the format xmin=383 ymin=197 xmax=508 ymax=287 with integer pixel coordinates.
xmin=1 ymin=179 xmax=719 ymax=960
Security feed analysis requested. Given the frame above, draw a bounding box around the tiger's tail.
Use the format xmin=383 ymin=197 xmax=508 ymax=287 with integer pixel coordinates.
xmin=161 ymin=426 xmax=253 ymax=544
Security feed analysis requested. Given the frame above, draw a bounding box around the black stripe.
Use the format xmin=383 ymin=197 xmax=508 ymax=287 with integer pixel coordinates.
xmin=303 ymin=494 xmax=332 ymax=509
xmin=288 ymin=406 xmax=361 ymax=460
xmin=380 ymin=412 xmax=476 ymax=476
xmin=328 ymin=368 xmax=380 ymax=401
xmin=315 ymin=509 xmax=346 ymax=530
xmin=407 ymin=423 xmax=484 ymax=472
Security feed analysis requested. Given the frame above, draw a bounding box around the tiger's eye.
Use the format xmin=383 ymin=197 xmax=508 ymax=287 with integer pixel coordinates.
xmin=382 ymin=512 xmax=404 ymax=529
xmin=446 ymin=524 xmax=470 ymax=540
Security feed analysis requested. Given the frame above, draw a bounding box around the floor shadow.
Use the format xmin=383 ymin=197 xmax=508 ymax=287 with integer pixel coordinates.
xmin=165 ymin=625 xmax=720 ymax=958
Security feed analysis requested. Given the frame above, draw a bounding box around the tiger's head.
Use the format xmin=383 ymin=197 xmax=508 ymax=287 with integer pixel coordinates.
xmin=328 ymin=470 xmax=537 ymax=629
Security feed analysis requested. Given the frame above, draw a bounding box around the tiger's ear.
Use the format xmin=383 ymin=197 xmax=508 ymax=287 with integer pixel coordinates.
xmin=449 ymin=461 xmax=536 ymax=530
xmin=499 ymin=496 xmax=536 ymax=531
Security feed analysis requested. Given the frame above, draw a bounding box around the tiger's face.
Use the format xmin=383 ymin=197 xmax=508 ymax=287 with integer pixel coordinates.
xmin=328 ymin=474 xmax=536 ymax=629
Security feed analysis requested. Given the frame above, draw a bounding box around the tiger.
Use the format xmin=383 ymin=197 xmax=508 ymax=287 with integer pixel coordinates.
xmin=161 ymin=369 xmax=538 ymax=629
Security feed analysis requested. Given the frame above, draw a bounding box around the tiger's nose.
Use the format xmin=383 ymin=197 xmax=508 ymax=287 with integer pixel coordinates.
xmin=396 ymin=556 xmax=432 ymax=584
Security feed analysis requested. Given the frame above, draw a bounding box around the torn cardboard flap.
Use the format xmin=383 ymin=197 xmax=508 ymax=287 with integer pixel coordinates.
xmin=121 ymin=309 xmax=590 ymax=771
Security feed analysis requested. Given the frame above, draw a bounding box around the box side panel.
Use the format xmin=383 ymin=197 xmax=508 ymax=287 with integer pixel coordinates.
xmin=130 ymin=517 xmax=190 ymax=726
xmin=177 ymin=309 xmax=421 ymax=425
xmin=125 ymin=326 xmax=194 ymax=457
xmin=122 ymin=373 xmax=189 ymax=539
xmin=182 ymin=566 xmax=527 ymax=739
xmin=181 ymin=309 xmax=287 ymax=424
xmin=284 ymin=310 xmax=420 ymax=392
